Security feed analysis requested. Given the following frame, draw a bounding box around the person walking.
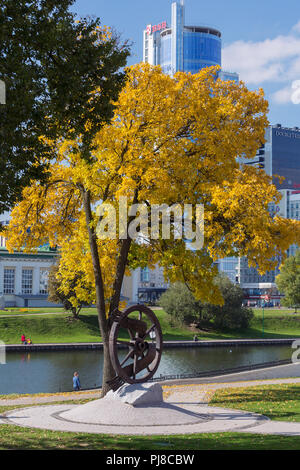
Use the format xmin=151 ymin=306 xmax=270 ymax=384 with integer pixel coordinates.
xmin=73 ymin=371 xmax=81 ymax=391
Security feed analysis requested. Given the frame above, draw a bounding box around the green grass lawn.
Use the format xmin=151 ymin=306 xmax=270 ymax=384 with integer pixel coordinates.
xmin=1 ymin=396 xmax=300 ymax=450
xmin=1 ymin=424 xmax=300 ymax=450
xmin=211 ymin=382 xmax=300 ymax=422
xmin=1 ymin=307 xmax=300 ymax=344
xmin=0 ymin=307 xmax=67 ymax=315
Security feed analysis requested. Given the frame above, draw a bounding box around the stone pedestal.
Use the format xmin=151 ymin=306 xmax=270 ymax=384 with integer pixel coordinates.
xmin=104 ymin=382 xmax=163 ymax=406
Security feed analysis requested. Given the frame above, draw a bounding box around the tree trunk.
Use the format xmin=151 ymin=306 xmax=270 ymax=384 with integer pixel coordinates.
xmin=109 ymin=189 xmax=138 ymax=315
xmin=81 ymin=187 xmax=115 ymax=397
xmin=109 ymin=238 xmax=132 ymax=315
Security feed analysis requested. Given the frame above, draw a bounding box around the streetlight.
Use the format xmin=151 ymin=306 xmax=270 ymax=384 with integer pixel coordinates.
xmin=261 ymin=299 xmax=265 ymax=337
xmin=0 ymin=80 xmax=5 ymax=104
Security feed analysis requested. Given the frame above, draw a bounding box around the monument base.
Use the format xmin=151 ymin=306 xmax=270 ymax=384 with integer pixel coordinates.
xmin=59 ymin=382 xmax=209 ymax=427
xmin=104 ymin=382 xmax=163 ymax=406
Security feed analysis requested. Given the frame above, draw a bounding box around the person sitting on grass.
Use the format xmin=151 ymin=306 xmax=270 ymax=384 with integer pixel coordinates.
xmin=27 ymin=338 xmax=32 ymax=345
xmin=21 ymin=334 xmax=26 ymax=344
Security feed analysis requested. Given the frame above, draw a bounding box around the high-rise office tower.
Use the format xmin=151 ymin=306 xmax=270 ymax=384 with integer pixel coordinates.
xmin=241 ymin=124 xmax=300 ymax=190
xmin=133 ymin=1 xmax=239 ymax=304
xmin=143 ymin=0 xmax=238 ymax=81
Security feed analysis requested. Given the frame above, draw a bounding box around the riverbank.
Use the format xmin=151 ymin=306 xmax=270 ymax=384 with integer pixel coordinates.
xmin=4 ymin=337 xmax=299 ymax=352
xmin=1 ymin=308 xmax=300 ymax=344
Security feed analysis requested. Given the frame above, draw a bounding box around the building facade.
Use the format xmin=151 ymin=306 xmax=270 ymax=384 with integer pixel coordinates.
xmin=0 ymin=212 xmax=58 ymax=308
xmin=219 ymin=124 xmax=300 ymax=305
xmin=219 ymin=188 xmax=300 ymax=306
xmin=122 ymin=266 xmax=169 ymax=305
xmin=241 ymin=124 xmax=300 ymax=191
xmin=143 ymin=0 xmax=238 ymax=81
xmin=0 ymin=246 xmax=59 ymax=308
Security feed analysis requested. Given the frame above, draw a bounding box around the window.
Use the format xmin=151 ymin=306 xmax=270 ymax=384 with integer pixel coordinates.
xmin=140 ymin=267 xmax=149 ymax=283
xmin=22 ymin=269 xmax=33 ymax=294
xmin=4 ymin=268 xmax=15 ymax=294
xmin=39 ymin=268 xmax=49 ymax=294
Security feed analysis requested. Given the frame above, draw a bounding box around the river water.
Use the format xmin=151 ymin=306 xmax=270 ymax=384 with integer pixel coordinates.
xmin=0 ymin=344 xmax=295 ymax=395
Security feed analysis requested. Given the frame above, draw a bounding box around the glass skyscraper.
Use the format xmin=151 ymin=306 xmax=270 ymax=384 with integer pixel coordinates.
xmin=241 ymin=124 xmax=300 ymax=190
xmin=143 ymin=0 xmax=238 ymax=81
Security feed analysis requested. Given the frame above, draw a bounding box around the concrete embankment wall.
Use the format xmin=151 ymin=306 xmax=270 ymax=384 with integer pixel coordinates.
xmin=5 ymin=338 xmax=298 ymax=352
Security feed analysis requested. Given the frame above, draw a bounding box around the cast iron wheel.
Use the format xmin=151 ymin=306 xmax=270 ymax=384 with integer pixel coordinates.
xmin=109 ymin=304 xmax=163 ymax=384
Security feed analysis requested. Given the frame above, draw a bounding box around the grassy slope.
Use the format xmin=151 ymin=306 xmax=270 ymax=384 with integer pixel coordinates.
xmin=1 ymin=308 xmax=300 ymax=344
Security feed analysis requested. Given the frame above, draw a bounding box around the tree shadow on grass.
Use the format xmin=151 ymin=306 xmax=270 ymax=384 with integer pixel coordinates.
xmin=76 ymin=315 xmax=100 ymax=336
xmin=211 ymin=384 xmax=300 ymax=421
xmin=213 ymin=385 xmax=300 ymax=403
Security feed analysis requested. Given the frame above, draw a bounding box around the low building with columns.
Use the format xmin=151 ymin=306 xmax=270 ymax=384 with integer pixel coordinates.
xmin=0 ymin=212 xmax=58 ymax=308
xmin=0 ymin=246 xmax=59 ymax=308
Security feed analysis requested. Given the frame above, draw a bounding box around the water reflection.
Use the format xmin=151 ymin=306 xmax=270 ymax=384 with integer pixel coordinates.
xmin=0 ymin=345 xmax=293 ymax=395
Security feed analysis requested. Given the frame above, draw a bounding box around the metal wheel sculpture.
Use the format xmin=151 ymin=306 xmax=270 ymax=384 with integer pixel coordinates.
xmin=108 ymin=304 xmax=163 ymax=391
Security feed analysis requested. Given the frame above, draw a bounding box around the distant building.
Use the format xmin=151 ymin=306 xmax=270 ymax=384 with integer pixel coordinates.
xmin=219 ymin=124 xmax=300 ymax=305
xmin=0 ymin=246 xmax=59 ymax=308
xmin=241 ymin=124 xmax=300 ymax=190
xmin=0 ymin=212 xmax=58 ymax=308
xmin=122 ymin=266 xmax=169 ymax=305
xmin=219 ymin=189 xmax=300 ymax=306
xmin=143 ymin=0 xmax=238 ymax=81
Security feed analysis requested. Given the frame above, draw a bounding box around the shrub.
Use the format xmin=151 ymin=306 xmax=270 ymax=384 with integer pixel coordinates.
xmin=159 ymin=274 xmax=253 ymax=331
xmin=159 ymin=282 xmax=201 ymax=326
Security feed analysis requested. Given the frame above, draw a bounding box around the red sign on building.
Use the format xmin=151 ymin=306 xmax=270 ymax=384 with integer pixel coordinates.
xmin=146 ymin=21 xmax=167 ymax=35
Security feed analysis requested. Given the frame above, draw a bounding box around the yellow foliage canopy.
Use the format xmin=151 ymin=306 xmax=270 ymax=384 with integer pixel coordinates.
xmin=4 ymin=63 xmax=300 ymax=308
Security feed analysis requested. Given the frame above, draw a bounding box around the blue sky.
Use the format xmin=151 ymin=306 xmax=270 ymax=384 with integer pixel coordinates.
xmin=72 ymin=0 xmax=300 ymax=128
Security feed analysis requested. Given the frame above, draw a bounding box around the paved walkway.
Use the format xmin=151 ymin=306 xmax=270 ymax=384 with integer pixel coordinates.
xmin=2 ymin=376 xmax=300 ymax=435
xmin=0 ymin=389 xmax=102 ymax=406
xmin=0 ymin=312 xmax=66 ymax=318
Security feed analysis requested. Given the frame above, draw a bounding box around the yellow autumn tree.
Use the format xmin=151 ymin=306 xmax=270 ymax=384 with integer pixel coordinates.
xmin=4 ymin=63 xmax=300 ymax=394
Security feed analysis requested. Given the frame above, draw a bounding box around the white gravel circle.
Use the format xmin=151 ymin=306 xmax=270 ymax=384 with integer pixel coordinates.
xmin=1 ymin=402 xmax=268 ymax=435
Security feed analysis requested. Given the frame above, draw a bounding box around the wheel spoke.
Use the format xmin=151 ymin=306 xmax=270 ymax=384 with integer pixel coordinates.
xmin=133 ymin=353 xmax=138 ymax=379
xmin=127 ymin=328 xmax=135 ymax=340
xmin=142 ymin=323 xmax=156 ymax=339
xmin=120 ymin=349 xmax=134 ymax=367
xmin=116 ymin=339 xmax=133 ymax=347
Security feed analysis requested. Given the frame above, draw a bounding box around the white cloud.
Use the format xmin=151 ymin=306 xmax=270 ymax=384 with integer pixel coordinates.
xmin=272 ymin=86 xmax=293 ymax=104
xmin=292 ymin=21 xmax=300 ymax=34
xmin=287 ymin=56 xmax=300 ymax=77
xmin=222 ymin=23 xmax=300 ymax=87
